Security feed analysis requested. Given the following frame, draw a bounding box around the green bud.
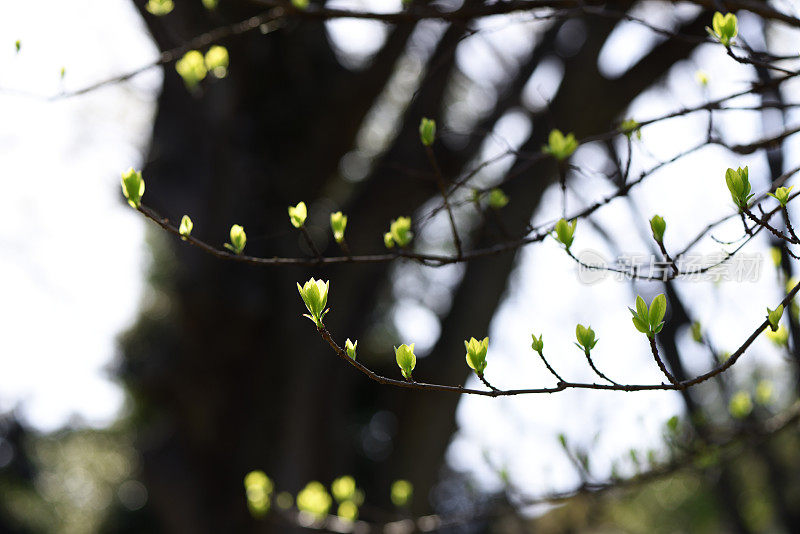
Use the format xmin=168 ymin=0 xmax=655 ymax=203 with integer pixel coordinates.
xmin=202 ymin=0 xmax=218 ymax=7
xmin=120 ymin=167 xmax=145 ymax=208
xmin=767 ymin=305 xmax=784 ymax=332
xmin=729 ymin=391 xmax=752 ymax=419
xmin=15 ymin=40 xmax=20 ymax=53
xmin=419 ymin=117 xmax=436 ymax=147
xmin=649 ymin=214 xmax=666 ymax=243
xmin=531 ymin=333 xmax=544 ymax=353
xmin=345 ymin=338 xmax=357 ymax=360
xmin=394 ymin=343 xmax=416 ymax=379
xmin=292 ymin=0 xmax=310 ymax=9
xmin=330 ymin=211 xmax=347 ymax=243
xmin=390 ymin=480 xmax=413 ymax=507
xmin=244 ymin=470 xmax=273 ymax=518
xmin=60 ymin=67 xmax=66 ymax=80
xmin=176 ymin=50 xmax=207 ymax=88
xmin=205 ymin=45 xmax=229 ymax=78
xmin=297 ymin=277 xmax=330 ymax=327
xmin=691 ymin=321 xmax=703 ymax=343
xmin=707 ymin=12 xmax=738 ymax=47
xmin=542 ymin=129 xmax=578 ymax=161
xmin=628 ymin=294 xmax=666 ymax=336
xmin=383 ymin=232 xmax=395 ymax=249
xmin=337 ymin=501 xmax=358 ymax=521
xmin=621 ymin=118 xmax=641 ymax=140
xmin=224 ymin=224 xmax=247 ymax=255
xmin=575 ymin=324 xmax=598 ymax=352
xmin=724 ymin=166 xmax=753 ymax=209
xmin=553 ymin=218 xmax=576 ymax=249
xmin=488 ymin=188 xmax=509 ymax=209
xmin=288 ymin=201 xmax=307 ymax=228
xmin=695 ymin=70 xmax=709 ymax=86
xmin=179 ymin=215 xmax=193 ymax=239
xmin=768 ymin=185 xmax=794 ymax=207
xmin=145 ymin=0 xmax=174 ymax=16
xmin=389 ymin=217 xmax=413 ymax=247
xmin=331 ymin=475 xmax=357 ymax=503
xmin=296 ymin=481 xmax=332 ymax=518
xmin=464 ymin=336 xmax=489 ymax=375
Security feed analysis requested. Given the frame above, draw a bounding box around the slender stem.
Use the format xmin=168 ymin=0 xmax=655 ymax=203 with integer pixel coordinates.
xmin=784 ymin=206 xmax=799 ymax=242
xmin=536 ymin=350 xmax=565 ymax=384
xmin=583 ymin=350 xmax=620 ymax=386
xmin=649 ymin=336 xmax=681 ymax=388
xmin=742 ymin=207 xmax=797 ymax=243
xmin=656 ymin=240 xmax=680 ymax=276
xmin=478 ymin=373 xmax=500 ymax=392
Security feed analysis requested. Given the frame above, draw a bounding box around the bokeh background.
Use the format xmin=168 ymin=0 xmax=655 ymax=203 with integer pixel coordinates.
xmin=3 ymin=0 xmax=800 ymax=532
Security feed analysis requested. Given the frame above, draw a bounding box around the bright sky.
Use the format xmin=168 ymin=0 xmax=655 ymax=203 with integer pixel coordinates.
xmin=2 ymin=0 xmax=800 ymax=506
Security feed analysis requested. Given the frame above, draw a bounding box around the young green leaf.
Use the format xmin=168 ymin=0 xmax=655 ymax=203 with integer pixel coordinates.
xmin=120 ymin=168 xmax=145 ymax=208
xmin=707 ymin=12 xmax=738 ymax=47
xmin=345 ymin=338 xmax=357 ymax=360
xmin=649 ymin=215 xmax=666 ymax=243
xmin=464 ymin=337 xmax=489 ymax=375
xmin=179 ymin=215 xmax=193 ymax=239
xmin=330 ymin=211 xmax=347 ymax=243
xmin=621 ymin=118 xmax=641 ymax=140
xmin=176 ymin=50 xmax=207 ymax=88
xmin=531 ymin=333 xmax=544 ymax=353
xmin=724 ymin=166 xmax=753 ymax=209
xmin=297 ymin=278 xmax=330 ymax=327
xmin=394 ymin=344 xmax=416 ymax=379
xmin=767 ymin=305 xmax=784 ymax=332
xmin=488 ymin=188 xmax=509 ymax=209
xmin=575 ymin=324 xmax=598 ymax=352
xmin=389 ymin=217 xmax=413 ymax=247
xmin=419 ymin=117 xmax=436 ymax=147
xmin=288 ymin=202 xmax=307 ymax=228
xmin=542 ymin=129 xmax=578 ymax=161
xmin=145 ymin=0 xmax=174 ymax=16
xmin=224 ymin=224 xmax=247 ymax=255
xmin=767 ymin=185 xmax=794 ymax=207
xmin=553 ymin=218 xmax=577 ymax=250
xmin=205 ymin=45 xmax=229 ymax=78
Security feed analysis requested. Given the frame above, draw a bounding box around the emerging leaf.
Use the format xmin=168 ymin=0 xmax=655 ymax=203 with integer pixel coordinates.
xmin=389 ymin=217 xmax=413 ymax=247
xmin=530 ymin=333 xmax=544 ymax=353
xmin=288 ymin=202 xmax=308 ymax=228
xmin=554 ymin=218 xmax=577 ymax=250
xmin=176 ymin=50 xmax=207 ymax=88
xmin=464 ymin=336 xmax=489 ymax=375
xmin=419 ymin=117 xmax=436 ymax=147
xmin=542 ymin=129 xmax=578 ymax=161
xmin=649 ymin=214 xmax=666 ymax=243
xmin=179 ymin=215 xmax=193 ymax=239
xmin=488 ymin=188 xmax=509 ymax=209
xmin=345 ymin=338 xmax=357 ymax=360
xmin=330 ymin=211 xmax=347 ymax=243
xmin=768 ymin=185 xmax=794 ymax=207
xmin=145 ymin=0 xmax=174 ymax=16
xmin=224 ymin=224 xmax=247 ymax=255
xmin=395 ymin=343 xmax=416 ymax=379
xmin=120 ymin=167 xmax=145 ymax=209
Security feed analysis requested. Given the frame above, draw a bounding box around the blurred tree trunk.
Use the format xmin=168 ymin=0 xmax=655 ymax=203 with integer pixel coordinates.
xmin=118 ymin=1 xmax=707 ymax=532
